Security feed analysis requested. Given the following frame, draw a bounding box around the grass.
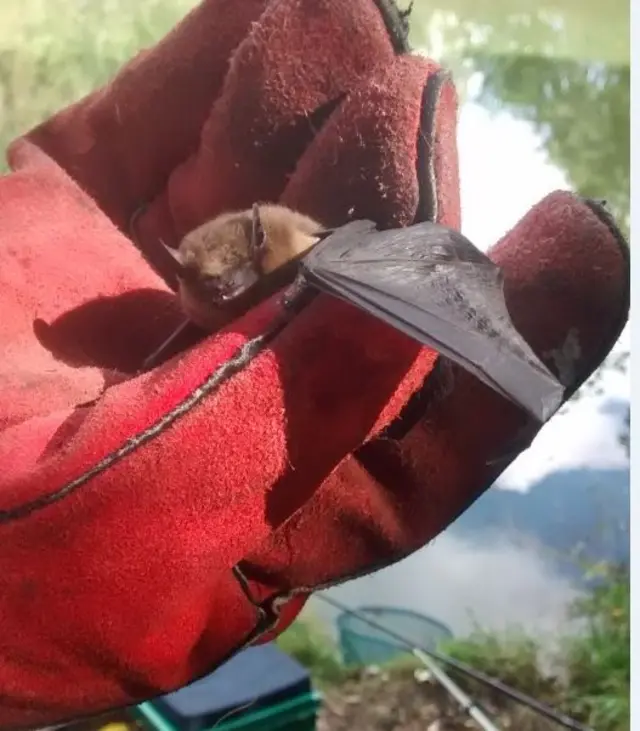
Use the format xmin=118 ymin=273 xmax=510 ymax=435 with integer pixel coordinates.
xmin=275 ymin=616 xmax=426 ymax=687
xmin=440 ymin=632 xmax=561 ymax=702
xmin=275 ymin=618 xmax=348 ymax=686
xmin=560 ymin=564 xmax=630 ymax=730
xmin=276 ymin=565 xmax=629 ymax=731
xmin=440 ymin=566 xmax=629 ymax=730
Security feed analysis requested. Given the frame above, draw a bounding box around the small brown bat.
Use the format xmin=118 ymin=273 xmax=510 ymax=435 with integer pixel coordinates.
xmin=142 ymin=203 xmax=329 ymax=370
xmin=165 ymin=203 xmax=327 ymax=329
xmin=140 ymin=211 xmax=564 ymax=422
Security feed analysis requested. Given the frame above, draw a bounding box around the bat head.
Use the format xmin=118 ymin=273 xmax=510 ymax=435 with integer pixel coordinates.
xmin=163 ymin=209 xmax=268 ymax=305
xmin=162 ymin=204 xmax=328 ymax=330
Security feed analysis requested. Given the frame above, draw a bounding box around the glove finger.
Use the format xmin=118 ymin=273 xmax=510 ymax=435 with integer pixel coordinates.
xmin=240 ymin=192 xmax=629 ymax=598
xmin=281 ymin=54 xmax=460 ymax=231
xmin=132 ymin=0 xmax=408 ymax=266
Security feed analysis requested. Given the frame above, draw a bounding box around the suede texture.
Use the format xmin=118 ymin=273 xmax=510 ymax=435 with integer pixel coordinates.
xmin=0 ymin=0 xmax=629 ymax=728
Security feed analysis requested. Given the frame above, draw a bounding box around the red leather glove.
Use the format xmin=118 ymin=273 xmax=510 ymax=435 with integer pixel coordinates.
xmin=0 ymin=0 xmax=628 ymax=728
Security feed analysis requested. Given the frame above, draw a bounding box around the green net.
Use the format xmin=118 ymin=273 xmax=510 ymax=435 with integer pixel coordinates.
xmin=336 ymin=606 xmax=453 ymax=666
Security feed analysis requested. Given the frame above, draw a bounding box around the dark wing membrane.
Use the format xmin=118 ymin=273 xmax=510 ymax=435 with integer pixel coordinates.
xmin=300 ymin=220 xmax=564 ymax=423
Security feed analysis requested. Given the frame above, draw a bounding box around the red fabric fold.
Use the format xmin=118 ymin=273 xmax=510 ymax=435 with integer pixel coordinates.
xmin=0 ymin=0 xmax=628 ymax=727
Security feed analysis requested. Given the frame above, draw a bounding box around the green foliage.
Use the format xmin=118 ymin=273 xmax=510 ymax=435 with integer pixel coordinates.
xmin=409 ymin=3 xmax=630 ymax=239
xmin=275 ymin=567 xmax=629 ymax=730
xmin=472 ymin=54 xmax=630 ymax=236
xmin=0 ymin=0 xmax=198 ymax=166
xmin=442 ymin=564 xmax=629 ymax=731
xmin=276 ymin=619 xmax=348 ymax=686
xmin=275 ymin=617 xmax=425 ymax=685
xmin=409 ymin=0 xmax=629 ymax=67
xmin=440 ymin=632 xmax=559 ymax=702
xmin=561 ymin=564 xmax=630 ymax=730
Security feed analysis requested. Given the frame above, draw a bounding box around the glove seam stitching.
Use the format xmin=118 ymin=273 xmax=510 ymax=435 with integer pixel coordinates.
xmin=0 ymin=290 xmax=312 ymax=526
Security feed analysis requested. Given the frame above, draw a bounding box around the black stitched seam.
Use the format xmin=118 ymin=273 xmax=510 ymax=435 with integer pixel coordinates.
xmin=372 ymin=0 xmax=412 ymax=54
xmin=414 ymin=69 xmax=451 ymax=226
xmin=571 ymin=197 xmax=630 ymax=398
xmin=378 ymin=70 xmax=451 ymax=440
xmin=0 ymin=287 xmax=312 ymax=526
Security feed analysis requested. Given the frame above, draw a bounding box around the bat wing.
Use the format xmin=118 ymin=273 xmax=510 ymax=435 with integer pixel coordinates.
xmin=299 ymin=220 xmax=564 ymax=423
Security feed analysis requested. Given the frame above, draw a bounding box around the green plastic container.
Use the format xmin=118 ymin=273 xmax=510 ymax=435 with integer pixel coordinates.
xmin=132 ymin=691 xmax=322 ymax=731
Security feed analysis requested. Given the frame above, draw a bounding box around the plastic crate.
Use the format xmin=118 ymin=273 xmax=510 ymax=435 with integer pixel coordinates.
xmin=133 ymin=692 xmax=321 ymax=731
xmin=132 ymin=643 xmax=320 ymax=731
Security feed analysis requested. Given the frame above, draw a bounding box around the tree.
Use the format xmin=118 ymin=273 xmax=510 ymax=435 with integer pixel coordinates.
xmin=471 ymin=55 xmax=629 ymax=236
xmin=408 ymin=4 xmax=630 ymax=236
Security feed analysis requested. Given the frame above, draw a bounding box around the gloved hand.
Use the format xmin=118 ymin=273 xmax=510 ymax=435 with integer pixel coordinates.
xmin=0 ymin=0 xmax=629 ymax=728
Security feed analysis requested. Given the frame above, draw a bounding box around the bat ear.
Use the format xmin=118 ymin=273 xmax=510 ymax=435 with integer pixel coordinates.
xmin=251 ymin=203 xmax=267 ymax=257
xmin=160 ymin=239 xmax=186 ymax=275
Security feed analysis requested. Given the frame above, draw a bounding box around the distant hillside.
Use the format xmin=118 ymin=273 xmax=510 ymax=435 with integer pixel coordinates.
xmin=448 ymin=468 xmax=630 ymax=582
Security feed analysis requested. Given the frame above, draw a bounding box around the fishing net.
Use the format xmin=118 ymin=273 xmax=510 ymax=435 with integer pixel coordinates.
xmin=336 ymin=606 xmax=453 ymax=666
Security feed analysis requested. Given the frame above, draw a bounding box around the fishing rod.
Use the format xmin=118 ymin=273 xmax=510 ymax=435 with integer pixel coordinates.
xmin=402 ymin=645 xmax=502 ymax=731
xmin=317 ymin=593 xmax=593 ymax=731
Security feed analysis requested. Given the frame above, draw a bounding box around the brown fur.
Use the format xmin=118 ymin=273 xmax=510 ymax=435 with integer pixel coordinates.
xmin=170 ymin=204 xmax=325 ymax=330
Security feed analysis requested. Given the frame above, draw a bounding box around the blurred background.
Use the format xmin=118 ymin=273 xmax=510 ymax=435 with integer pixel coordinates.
xmin=0 ymin=1 xmax=629 ymax=728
